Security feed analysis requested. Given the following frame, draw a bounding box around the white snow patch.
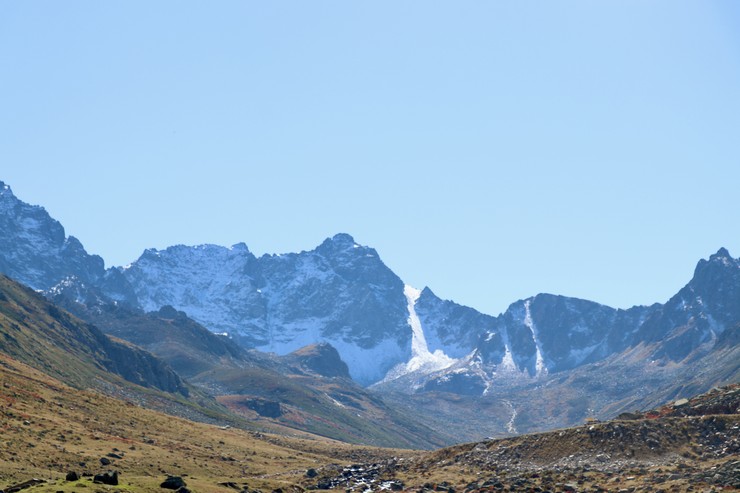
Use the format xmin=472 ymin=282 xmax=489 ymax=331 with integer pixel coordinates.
xmin=500 ymin=344 xmax=517 ymax=371
xmin=325 ymin=393 xmax=345 ymax=408
xmin=524 ymin=300 xmax=547 ymax=376
xmin=504 ymin=400 xmax=518 ymax=434
xmin=404 ymin=285 xmax=457 ymax=372
xmin=379 ymin=285 xmax=458 ymax=383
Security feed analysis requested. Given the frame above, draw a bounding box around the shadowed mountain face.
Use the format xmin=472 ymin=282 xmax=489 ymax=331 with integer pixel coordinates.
xmin=0 ymin=179 xmax=738 ymax=441
xmin=0 ymin=274 xmax=188 ymax=396
xmin=0 ymin=182 xmax=105 ymax=291
xmin=638 ymin=248 xmax=740 ymax=360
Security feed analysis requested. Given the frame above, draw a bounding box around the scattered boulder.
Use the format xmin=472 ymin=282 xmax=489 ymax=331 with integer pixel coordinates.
xmin=65 ymin=471 xmax=80 ymax=481
xmin=161 ymin=475 xmax=187 ymax=490
xmin=99 ymin=457 xmax=112 ymax=466
xmin=93 ymin=471 xmax=119 ymax=485
xmin=305 ymin=468 xmax=318 ymax=478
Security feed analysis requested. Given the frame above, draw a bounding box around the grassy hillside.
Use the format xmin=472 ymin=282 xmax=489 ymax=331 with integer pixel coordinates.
xmin=0 ymin=342 xmax=737 ymax=493
xmin=207 ymin=366 xmax=450 ymax=449
xmin=0 ymin=275 xmax=249 ymax=425
xmin=0 ymin=352 xmax=410 ymax=493
xmin=0 ymin=275 xmax=182 ymax=394
xmin=306 ymin=384 xmax=740 ymax=493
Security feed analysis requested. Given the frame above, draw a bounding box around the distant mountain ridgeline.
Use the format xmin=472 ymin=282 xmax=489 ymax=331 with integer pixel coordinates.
xmin=0 ymin=179 xmax=738 ymax=440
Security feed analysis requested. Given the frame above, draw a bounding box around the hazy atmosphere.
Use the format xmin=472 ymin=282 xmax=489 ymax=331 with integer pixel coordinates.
xmin=2 ymin=1 xmax=739 ymax=315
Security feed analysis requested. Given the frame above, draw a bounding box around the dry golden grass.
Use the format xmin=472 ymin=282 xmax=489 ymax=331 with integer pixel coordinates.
xmin=2 ymin=349 xmax=737 ymax=493
xmin=0 ymin=352 xmax=416 ymax=493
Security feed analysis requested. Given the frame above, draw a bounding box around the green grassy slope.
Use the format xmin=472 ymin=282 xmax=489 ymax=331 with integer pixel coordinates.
xmin=0 ymin=275 xmax=241 ymax=424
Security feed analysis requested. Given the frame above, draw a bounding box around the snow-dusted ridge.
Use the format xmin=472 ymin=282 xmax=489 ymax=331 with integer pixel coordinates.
xmin=116 ymin=233 xmax=414 ymax=385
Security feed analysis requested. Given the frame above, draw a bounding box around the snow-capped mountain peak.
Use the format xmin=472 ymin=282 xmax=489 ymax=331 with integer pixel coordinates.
xmin=0 ymin=182 xmax=106 ymax=291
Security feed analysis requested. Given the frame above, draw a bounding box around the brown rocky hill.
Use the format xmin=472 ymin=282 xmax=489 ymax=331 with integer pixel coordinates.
xmin=303 ymin=384 xmax=740 ymax=493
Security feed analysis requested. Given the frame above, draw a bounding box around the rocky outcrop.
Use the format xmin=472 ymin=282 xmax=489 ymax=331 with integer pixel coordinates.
xmin=93 ymin=471 xmax=119 ymax=485
xmin=285 ymin=342 xmax=350 ymax=378
xmin=101 ymin=337 xmax=189 ymax=396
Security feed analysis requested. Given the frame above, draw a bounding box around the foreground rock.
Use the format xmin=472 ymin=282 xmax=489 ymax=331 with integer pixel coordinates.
xmin=304 ymin=385 xmax=740 ymax=493
xmin=161 ymin=475 xmax=187 ymax=490
xmin=93 ymin=471 xmax=118 ymax=485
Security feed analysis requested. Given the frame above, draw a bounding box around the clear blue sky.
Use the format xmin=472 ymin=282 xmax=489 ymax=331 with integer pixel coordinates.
xmin=1 ymin=1 xmax=739 ymax=315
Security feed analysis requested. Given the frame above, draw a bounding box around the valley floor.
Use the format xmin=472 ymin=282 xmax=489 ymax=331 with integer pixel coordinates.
xmin=1 ymin=352 xmax=738 ymax=493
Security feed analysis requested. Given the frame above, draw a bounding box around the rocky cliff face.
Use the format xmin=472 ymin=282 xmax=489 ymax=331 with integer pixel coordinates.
xmin=408 ymin=249 xmax=738 ymax=396
xmin=118 ymin=234 xmax=410 ymax=384
xmin=0 ymin=182 xmax=106 ymax=290
xmin=472 ymin=295 xmax=652 ymax=376
xmin=638 ymin=248 xmax=740 ymax=361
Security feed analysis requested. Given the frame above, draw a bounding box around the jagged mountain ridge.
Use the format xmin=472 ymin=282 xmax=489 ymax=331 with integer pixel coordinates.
xmin=119 ymin=240 xmax=740 ymax=393
xmin=120 ymin=234 xmax=411 ymax=384
xmin=0 ymin=182 xmax=106 ymax=291
xmin=0 ymin=180 xmax=737 ymax=400
xmin=382 ymin=248 xmax=738 ymax=395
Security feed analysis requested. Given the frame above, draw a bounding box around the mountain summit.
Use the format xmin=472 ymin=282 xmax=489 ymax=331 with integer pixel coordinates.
xmin=118 ymin=233 xmax=409 ymax=384
xmin=0 ymin=181 xmax=106 ymax=290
